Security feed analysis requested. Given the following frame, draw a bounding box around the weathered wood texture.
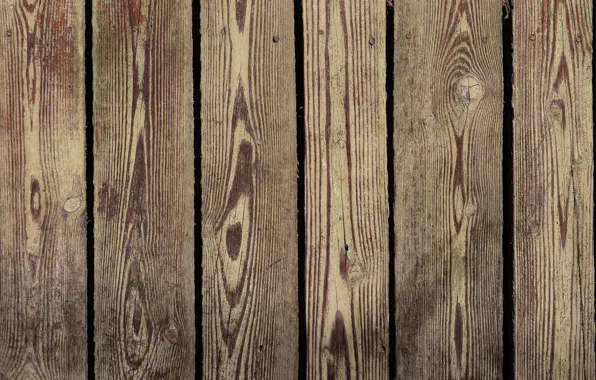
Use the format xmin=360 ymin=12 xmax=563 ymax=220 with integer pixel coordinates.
xmin=200 ymin=0 xmax=299 ymax=378
xmin=394 ymin=0 xmax=503 ymax=378
xmin=93 ymin=0 xmax=195 ymax=378
xmin=0 ymin=1 xmax=88 ymax=378
xmin=303 ymin=0 xmax=389 ymax=378
xmin=513 ymin=1 xmax=595 ymax=378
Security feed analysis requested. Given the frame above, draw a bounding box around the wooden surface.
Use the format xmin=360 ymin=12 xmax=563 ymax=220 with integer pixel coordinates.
xmin=394 ymin=0 xmax=503 ymax=378
xmin=0 ymin=0 xmax=88 ymax=378
xmin=513 ymin=1 xmax=595 ymax=378
xmin=93 ymin=0 xmax=195 ymax=378
xmin=303 ymin=0 xmax=389 ymax=378
xmin=200 ymin=0 xmax=299 ymax=378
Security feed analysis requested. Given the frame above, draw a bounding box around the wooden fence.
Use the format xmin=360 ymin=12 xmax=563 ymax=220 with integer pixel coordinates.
xmin=0 ymin=0 xmax=594 ymax=379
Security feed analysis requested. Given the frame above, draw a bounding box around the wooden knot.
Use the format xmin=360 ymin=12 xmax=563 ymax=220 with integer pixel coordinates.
xmin=549 ymin=100 xmax=562 ymax=118
xmin=464 ymin=201 xmax=477 ymax=216
xmin=457 ymin=75 xmax=483 ymax=104
xmin=164 ymin=326 xmax=179 ymax=343
xmin=64 ymin=197 xmax=82 ymax=213
xmin=423 ymin=114 xmax=436 ymax=127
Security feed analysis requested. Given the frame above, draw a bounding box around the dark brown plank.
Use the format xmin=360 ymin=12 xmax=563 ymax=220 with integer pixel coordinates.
xmin=394 ymin=0 xmax=504 ymax=377
xmin=0 ymin=0 xmax=87 ymax=378
xmin=513 ymin=0 xmax=595 ymax=378
xmin=303 ymin=0 xmax=390 ymax=378
xmin=200 ymin=0 xmax=299 ymax=378
xmin=93 ymin=1 xmax=195 ymax=378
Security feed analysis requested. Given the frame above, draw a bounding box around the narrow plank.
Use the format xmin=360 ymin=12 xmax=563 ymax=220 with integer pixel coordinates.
xmin=93 ymin=1 xmax=195 ymax=378
xmin=513 ymin=1 xmax=595 ymax=378
xmin=303 ymin=0 xmax=389 ymax=378
xmin=200 ymin=0 xmax=299 ymax=378
xmin=394 ymin=0 xmax=503 ymax=378
xmin=0 ymin=0 xmax=87 ymax=378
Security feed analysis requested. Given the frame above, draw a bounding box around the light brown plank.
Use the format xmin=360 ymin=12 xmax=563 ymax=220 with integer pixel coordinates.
xmin=513 ymin=1 xmax=595 ymax=378
xmin=394 ymin=0 xmax=503 ymax=378
xmin=303 ymin=0 xmax=389 ymax=378
xmin=200 ymin=0 xmax=299 ymax=378
xmin=93 ymin=0 xmax=195 ymax=378
xmin=0 ymin=0 xmax=87 ymax=378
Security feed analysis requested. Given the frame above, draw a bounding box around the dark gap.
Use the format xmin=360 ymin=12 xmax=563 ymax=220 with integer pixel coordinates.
xmin=84 ymin=0 xmax=95 ymax=377
xmin=293 ymin=0 xmax=307 ymax=378
xmin=386 ymin=2 xmax=396 ymax=380
xmin=192 ymin=0 xmax=202 ymax=378
xmin=502 ymin=1 xmax=515 ymax=379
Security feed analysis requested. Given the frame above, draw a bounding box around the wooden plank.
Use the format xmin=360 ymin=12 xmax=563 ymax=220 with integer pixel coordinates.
xmin=93 ymin=1 xmax=195 ymax=378
xmin=394 ymin=0 xmax=503 ymax=378
xmin=200 ymin=0 xmax=299 ymax=378
xmin=513 ymin=1 xmax=595 ymax=378
xmin=0 ymin=0 xmax=87 ymax=378
xmin=303 ymin=0 xmax=389 ymax=378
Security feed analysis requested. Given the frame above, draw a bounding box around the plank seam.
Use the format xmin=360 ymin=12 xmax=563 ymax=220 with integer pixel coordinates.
xmin=85 ymin=0 xmax=95 ymax=377
xmin=386 ymin=1 xmax=397 ymax=379
xmin=294 ymin=0 xmax=307 ymax=377
xmin=502 ymin=1 xmax=515 ymax=378
xmin=192 ymin=0 xmax=202 ymax=378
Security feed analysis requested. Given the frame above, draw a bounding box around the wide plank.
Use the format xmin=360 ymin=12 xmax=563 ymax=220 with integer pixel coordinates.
xmin=303 ymin=0 xmax=389 ymax=378
xmin=513 ymin=0 xmax=595 ymax=378
xmin=394 ymin=0 xmax=504 ymax=378
xmin=93 ymin=0 xmax=195 ymax=378
xmin=200 ymin=0 xmax=299 ymax=378
xmin=0 ymin=0 xmax=87 ymax=378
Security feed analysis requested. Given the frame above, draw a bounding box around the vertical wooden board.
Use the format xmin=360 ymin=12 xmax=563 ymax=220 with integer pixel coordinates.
xmin=0 ymin=0 xmax=87 ymax=378
xmin=93 ymin=1 xmax=195 ymax=378
xmin=513 ymin=1 xmax=595 ymax=378
xmin=303 ymin=0 xmax=389 ymax=378
xmin=394 ymin=0 xmax=503 ymax=378
xmin=200 ymin=0 xmax=299 ymax=378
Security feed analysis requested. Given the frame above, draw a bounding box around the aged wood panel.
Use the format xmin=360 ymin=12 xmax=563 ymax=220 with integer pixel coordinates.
xmin=394 ymin=0 xmax=503 ymax=378
xmin=0 ymin=0 xmax=87 ymax=378
xmin=93 ymin=0 xmax=195 ymax=378
xmin=200 ymin=0 xmax=299 ymax=378
xmin=513 ymin=1 xmax=595 ymax=378
xmin=303 ymin=0 xmax=389 ymax=378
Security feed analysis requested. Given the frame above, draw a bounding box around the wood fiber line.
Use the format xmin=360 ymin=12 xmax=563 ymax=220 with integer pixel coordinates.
xmin=0 ymin=0 xmax=87 ymax=379
xmin=93 ymin=0 xmax=195 ymax=378
xmin=513 ymin=0 xmax=595 ymax=378
xmin=200 ymin=0 xmax=299 ymax=378
xmin=303 ymin=0 xmax=389 ymax=378
xmin=394 ymin=0 xmax=503 ymax=378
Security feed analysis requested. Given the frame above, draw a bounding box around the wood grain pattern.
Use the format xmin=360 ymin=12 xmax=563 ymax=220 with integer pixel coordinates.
xmin=0 ymin=0 xmax=87 ymax=378
xmin=93 ymin=0 xmax=195 ymax=378
xmin=513 ymin=1 xmax=595 ymax=378
xmin=394 ymin=0 xmax=503 ymax=378
xmin=200 ymin=0 xmax=299 ymax=378
xmin=303 ymin=0 xmax=389 ymax=378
